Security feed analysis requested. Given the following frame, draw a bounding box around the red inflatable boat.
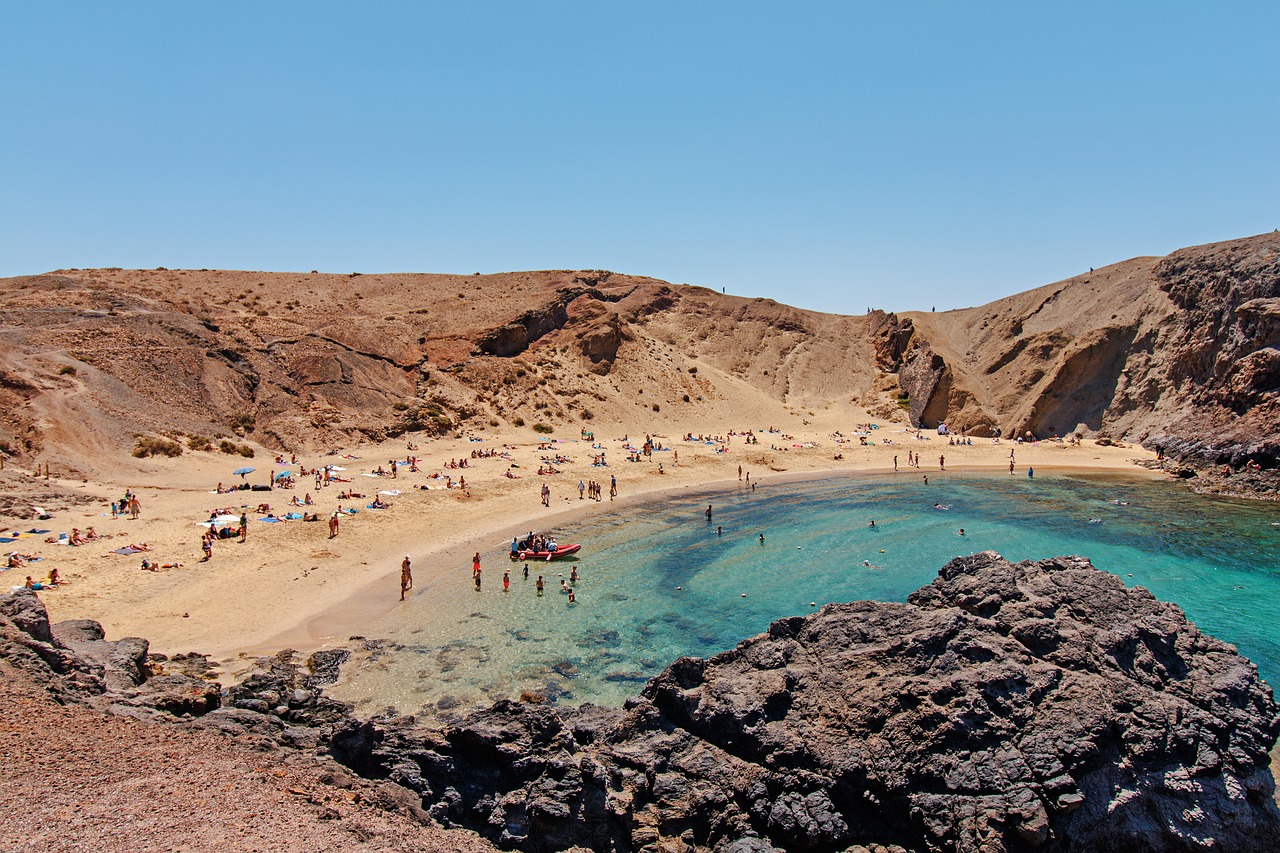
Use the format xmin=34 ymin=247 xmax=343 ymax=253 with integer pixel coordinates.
xmin=516 ymin=543 xmax=581 ymax=561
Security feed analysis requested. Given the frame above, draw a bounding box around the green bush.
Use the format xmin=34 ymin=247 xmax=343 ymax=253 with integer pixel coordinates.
xmin=133 ymin=436 xmax=183 ymax=458
xmin=229 ymin=411 xmax=256 ymax=434
xmin=532 ymin=423 xmax=553 ymax=434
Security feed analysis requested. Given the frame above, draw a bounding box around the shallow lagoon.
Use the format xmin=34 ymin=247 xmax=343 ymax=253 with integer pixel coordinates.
xmin=330 ymin=472 xmax=1280 ymax=716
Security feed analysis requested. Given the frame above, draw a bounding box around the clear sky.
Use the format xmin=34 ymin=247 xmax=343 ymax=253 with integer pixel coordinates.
xmin=2 ymin=2 xmax=1276 ymax=314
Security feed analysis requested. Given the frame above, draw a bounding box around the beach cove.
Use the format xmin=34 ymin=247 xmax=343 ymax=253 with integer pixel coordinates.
xmin=14 ymin=416 xmax=1163 ymax=669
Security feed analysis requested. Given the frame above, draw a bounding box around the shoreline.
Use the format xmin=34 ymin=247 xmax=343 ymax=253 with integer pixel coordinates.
xmin=15 ymin=412 xmax=1163 ymax=671
xmin=243 ymin=457 xmax=1164 ymax=667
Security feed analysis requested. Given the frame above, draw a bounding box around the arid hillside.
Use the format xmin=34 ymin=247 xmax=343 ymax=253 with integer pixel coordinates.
xmin=1 ymin=232 xmax=1276 ymax=496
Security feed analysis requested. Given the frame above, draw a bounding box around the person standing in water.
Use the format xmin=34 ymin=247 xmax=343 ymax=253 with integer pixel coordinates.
xmin=522 ymin=562 xmax=529 ymax=579
xmin=400 ymin=555 xmax=413 ymax=601
xmin=503 ymin=568 xmax=510 ymax=591
xmin=536 ymin=575 xmax=545 ymax=595
xmin=758 ymin=532 xmax=765 ymax=545
xmin=705 ymin=505 xmax=713 ymax=523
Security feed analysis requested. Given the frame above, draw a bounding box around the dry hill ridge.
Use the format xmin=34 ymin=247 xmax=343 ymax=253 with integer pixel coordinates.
xmin=0 ymin=232 xmax=1276 ymax=497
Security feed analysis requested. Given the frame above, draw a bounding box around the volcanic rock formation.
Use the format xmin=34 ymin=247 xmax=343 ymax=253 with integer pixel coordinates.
xmin=321 ymin=552 xmax=1280 ymax=852
xmin=4 ymin=553 xmax=1279 ymax=851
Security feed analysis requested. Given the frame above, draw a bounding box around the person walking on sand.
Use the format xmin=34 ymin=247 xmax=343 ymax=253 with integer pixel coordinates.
xmin=329 ymin=512 xmax=340 ymax=538
xmin=472 ymin=552 xmax=481 ymax=576
xmin=738 ymin=465 xmax=742 ymax=481
xmin=128 ymin=496 xmax=141 ymax=519
xmin=893 ymin=455 xmax=898 ymax=471
xmin=939 ymin=454 xmax=945 ymax=471
xmin=610 ymin=475 xmax=617 ymax=500
xmin=201 ymin=531 xmax=213 ymax=562
xmin=578 ymin=479 xmax=585 ymax=500
xmin=400 ymin=555 xmax=413 ymax=601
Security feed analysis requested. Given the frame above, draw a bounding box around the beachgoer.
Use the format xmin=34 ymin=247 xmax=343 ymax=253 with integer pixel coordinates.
xmin=738 ymin=465 xmax=742 ymax=481
xmin=893 ymin=455 xmax=898 ymax=471
xmin=939 ymin=454 xmax=945 ymax=471
xmin=1010 ymin=460 xmax=1015 ymax=474
xmin=474 ymin=569 xmax=482 ymax=590
xmin=536 ymin=575 xmax=544 ymax=595
xmin=759 ymin=532 xmax=765 ymax=545
xmin=923 ymin=475 xmax=928 ymax=485
xmin=329 ymin=512 xmax=340 ymax=538
xmin=705 ymin=505 xmax=713 ymax=523
xmin=868 ymin=520 xmax=876 ymax=528
xmin=567 ymin=588 xmax=576 ymax=604
xmin=569 ymin=566 xmax=578 ymax=585
xmin=959 ymin=528 xmax=965 ymax=536
xmin=717 ymin=526 xmax=723 ymax=536
xmin=503 ymin=569 xmax=510 ymax=591
xmin=401 ymin=555 xmax=413 ymax=600
xmin=523 ymin=562 xmax=529 ymax=579
xmin=1028 ymin=467 xmax=1034 ymax=478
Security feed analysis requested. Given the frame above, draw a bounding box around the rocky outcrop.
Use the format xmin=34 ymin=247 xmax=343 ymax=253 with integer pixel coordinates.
xmin=0 ymin=588 xmax=221 ymax=716
xmin=5 ymin=553 xmax=1280 ymax=851
xmin=322 ymin=553 xmax=1280 ymax=853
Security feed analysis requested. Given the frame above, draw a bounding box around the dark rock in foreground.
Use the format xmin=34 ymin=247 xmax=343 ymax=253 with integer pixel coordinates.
xmin=329 ymin=553 xmax=1280 ymax=852
xmin=4 ymin=552 xmax=1280 ymax=852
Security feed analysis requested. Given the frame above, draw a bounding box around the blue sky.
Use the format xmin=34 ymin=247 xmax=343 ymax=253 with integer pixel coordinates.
xmin=2 ymin=2 xmax=1276 ymax=313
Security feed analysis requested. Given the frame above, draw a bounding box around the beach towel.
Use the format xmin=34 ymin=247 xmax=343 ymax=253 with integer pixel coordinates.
xmin=0 ymin=538 xmax=15 ymax=544
xmin=284 ymin=512 xmax=304 ymax=520
xmin=365 ymin=504 xmax=384 ymax=510
xmin=378 ymin=489 xmax=401 ymax=496
xmin=112 ymin=546 xmax=143 ymax=555
xmin=27 ymin=529 xmax=50 ymax=535
xmin=258 ymin=517 xmax=282 ymax=523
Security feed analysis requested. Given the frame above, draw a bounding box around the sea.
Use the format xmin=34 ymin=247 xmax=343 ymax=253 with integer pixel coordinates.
xmin=327 ymin=472 xmax=1280 ymax=718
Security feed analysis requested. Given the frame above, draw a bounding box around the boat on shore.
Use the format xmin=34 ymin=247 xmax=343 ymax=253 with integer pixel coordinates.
xmin=515 ymin=543 xmax=581 ymax=561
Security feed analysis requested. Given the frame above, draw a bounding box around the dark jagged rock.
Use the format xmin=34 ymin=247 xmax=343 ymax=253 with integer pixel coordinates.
xmin=5 ymin=553 xmax=1279 ymax=851
xmin=0 ymin=589 xmax=221 ymax=716
xmin=322 ymin=553 xmax=1280 ymax=852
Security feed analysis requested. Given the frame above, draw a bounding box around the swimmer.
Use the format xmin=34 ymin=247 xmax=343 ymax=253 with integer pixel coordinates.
xmin=1089 ymin=518 xmax=1103 ymax=524
xmin=958 ymin=528 xmax=965 ymax=536
xmin=758 ymin=533 xmax=765 ymax=545
xmin=862 ymin=560 xmax=883 ymax=569
xmin=567 ymin=588 xmax=576 ymax=604
xmin=867 ymin=520 xmax=876 ymax=528
xmin=536 ymin=575 xmax=544 ymax=595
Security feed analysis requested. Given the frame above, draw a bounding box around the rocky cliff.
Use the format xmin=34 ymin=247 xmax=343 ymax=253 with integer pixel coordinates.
xmin=0 ymin=232 xmax=1276 ymax=496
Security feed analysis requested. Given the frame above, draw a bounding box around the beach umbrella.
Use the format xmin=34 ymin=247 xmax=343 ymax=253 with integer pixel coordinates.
xmin=273 ymin=470 xmax=293 ymax=481
xmin=233 ymin=466 xmax=255 ymax=477
xmin=326 ymin=465 xmax=346 ymax=472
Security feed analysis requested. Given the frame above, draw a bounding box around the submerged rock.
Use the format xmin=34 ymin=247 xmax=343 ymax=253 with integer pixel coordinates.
xmin=329 ymin=553 xmax=1280 ymax=852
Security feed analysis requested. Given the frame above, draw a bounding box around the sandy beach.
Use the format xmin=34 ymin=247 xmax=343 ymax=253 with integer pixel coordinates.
xmin=6 ymin=403 xmax=1159 ymax=670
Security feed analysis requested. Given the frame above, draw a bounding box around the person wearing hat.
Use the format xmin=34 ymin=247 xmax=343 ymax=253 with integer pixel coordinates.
xmin=400 ymin=554 xmax=413 ymax=600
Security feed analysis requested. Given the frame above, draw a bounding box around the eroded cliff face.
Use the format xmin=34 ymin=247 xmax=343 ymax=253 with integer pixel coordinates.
xmin=0 ymin=233 xmax=1276 ymax=496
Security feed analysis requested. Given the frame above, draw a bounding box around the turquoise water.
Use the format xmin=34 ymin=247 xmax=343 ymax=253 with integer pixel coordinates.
xmin=329 ymin=473 xmax=1280 ymax=717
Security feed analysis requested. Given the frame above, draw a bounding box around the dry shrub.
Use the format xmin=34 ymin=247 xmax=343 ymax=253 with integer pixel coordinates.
xmin=134 ymin=436 xmax=183 ymax=458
